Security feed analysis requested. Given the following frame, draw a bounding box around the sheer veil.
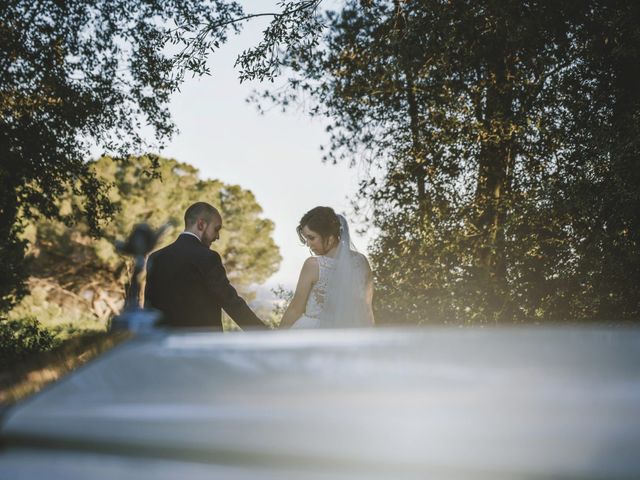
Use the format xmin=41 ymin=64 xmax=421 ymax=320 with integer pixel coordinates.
xmin=320 ymin=215 xmax=374 ymax=328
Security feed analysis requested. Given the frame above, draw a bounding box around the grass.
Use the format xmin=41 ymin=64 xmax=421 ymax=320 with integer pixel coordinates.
xmin=0 ymin=330 xmax=131 ymax=407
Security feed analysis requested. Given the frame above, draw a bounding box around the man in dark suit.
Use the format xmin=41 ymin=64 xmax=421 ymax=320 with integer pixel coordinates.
xmin=144 ymin=202 xmax=267 ymax=330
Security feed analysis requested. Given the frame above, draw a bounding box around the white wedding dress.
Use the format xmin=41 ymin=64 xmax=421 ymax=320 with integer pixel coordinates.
xmin=291 ymin=216 xmax=374 ymax=329
xmin=291 ymin=255 xmax=336 ymax=329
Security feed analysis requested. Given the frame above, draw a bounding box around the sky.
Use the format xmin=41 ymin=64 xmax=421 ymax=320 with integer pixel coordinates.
xmin=157 ymin=2 xmax=371 ymax=296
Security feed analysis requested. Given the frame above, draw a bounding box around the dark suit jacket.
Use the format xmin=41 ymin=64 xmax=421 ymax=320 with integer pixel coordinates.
xmin=144 ymin=234 xmax=266 ymax=330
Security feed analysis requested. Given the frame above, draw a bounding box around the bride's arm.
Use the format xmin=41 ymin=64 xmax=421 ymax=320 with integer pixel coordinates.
xmin=279 ymin=257 xmax=318 ymax=329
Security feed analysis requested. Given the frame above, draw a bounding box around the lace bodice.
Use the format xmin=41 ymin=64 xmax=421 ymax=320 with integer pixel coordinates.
xmin=303 ymin=256 xmax=336 ymax=319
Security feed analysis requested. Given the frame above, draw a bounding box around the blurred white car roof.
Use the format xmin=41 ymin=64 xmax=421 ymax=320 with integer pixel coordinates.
xmin=1 ymin=326 xmax=639 ymax=479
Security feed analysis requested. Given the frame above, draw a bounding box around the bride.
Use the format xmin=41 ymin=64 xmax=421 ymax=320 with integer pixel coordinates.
xmin=279 ymin=206 xmax=375 ymax=329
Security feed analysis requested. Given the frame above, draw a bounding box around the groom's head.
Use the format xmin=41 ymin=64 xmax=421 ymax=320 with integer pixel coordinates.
xmin=184 ymin=202 xmax=222 ymax=247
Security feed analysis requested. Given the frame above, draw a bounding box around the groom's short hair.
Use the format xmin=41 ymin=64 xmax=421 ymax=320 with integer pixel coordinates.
xmin=184 ymin=202 xmax=220 ymax=228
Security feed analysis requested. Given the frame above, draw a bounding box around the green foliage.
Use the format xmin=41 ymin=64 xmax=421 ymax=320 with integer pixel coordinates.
xmin=0 ymin=0 xmax=247 ymax=311
xmin=235 ymin=1 xmax=324 ymax=82
xmin=11 ymin=155 xmax=281 ymax=327
xmin=0 ymin=317 xmax=59 ymax=366
xmin=0 ymin=0 xmax=323 ymax=314
xmin=7 ymin=281 xmax=105 ymax=339
xmin=258 ymin=0 xmax=640 ymax=324
xmin=268 ymin=285 xmax=294 ymax=328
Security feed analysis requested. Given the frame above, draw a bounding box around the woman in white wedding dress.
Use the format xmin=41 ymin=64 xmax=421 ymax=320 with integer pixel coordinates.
xmin=280 ymin=206 xmax=374 ymax=329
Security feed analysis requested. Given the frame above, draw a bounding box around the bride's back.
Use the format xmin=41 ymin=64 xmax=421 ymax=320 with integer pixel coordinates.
xmin=301 ymin=252 xmax=373 ymax=328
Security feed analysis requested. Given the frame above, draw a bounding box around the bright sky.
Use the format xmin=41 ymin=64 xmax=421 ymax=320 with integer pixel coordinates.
xmin=159 ymin=1 xmax=371 ymax=296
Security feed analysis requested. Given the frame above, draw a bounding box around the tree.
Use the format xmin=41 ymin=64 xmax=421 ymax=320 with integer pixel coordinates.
xmin=0 ymin=0 xmax=324 ymax=313
xmin=540 ymin=0 xmax=640 ymax=321
xmin=255 ymin=0 xmax=640 ymax=323
xmin=10 ymin=155 xmax=281 ymax=328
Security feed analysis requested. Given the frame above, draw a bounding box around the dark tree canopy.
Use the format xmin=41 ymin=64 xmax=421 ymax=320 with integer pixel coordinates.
xmin=256 ymin=0 xmax=640 ymax=323
xmin=5 ymin=0 xmax=637 ymax=325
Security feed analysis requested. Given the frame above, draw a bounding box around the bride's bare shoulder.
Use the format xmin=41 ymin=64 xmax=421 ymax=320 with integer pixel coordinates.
xmin=299 ymin=256 xmax=320 ymax=282
xmin=301 ymin=256 xmax=320 ymax=273
xmin=303 ymin=256 xmax=319 ymax=267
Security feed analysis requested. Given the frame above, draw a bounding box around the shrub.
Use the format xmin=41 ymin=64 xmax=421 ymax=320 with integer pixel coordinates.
xmin=0 ymin=317 xmax=59 ymax=366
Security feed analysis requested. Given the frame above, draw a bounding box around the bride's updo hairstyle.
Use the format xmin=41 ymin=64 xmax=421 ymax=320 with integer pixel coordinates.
xmin=297 ymin=206 xmax=340 ymax=248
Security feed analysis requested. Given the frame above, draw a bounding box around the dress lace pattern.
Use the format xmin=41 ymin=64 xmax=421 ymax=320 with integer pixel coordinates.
xmin=291 ymin=214 xmax=374 ymax=329
xmin=304 ymin=256 xmax=336 ymax=319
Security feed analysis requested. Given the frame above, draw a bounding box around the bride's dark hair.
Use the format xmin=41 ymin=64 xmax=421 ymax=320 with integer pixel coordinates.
xmin=297 ymin=206 xmax=340 ymax=244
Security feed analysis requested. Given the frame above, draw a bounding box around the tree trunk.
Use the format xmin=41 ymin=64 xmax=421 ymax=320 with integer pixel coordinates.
xmin=472 ymin=16 xmax=514 ymax=322
xmin=394 ymin=0 xmax=427 ymax=223
xmin=404 ymin=65 xmax=427 ymax=219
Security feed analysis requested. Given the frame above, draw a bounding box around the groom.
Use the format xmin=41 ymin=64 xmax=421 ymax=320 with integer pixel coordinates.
xmin=144 ymin=202 xmax=267 ymax=330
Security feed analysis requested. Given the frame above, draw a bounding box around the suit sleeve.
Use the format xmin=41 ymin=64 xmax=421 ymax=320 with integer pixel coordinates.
xmin=204 ymin=251 xmax=268 ymax=330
